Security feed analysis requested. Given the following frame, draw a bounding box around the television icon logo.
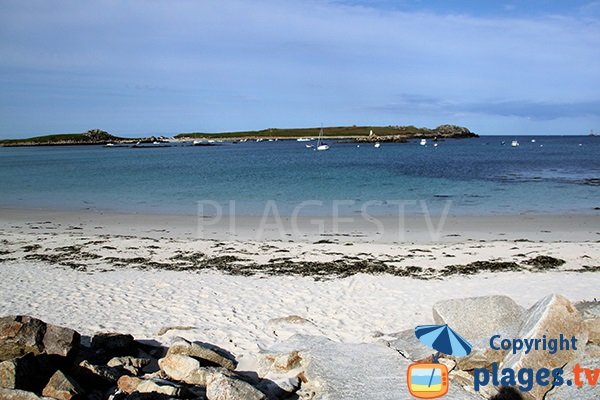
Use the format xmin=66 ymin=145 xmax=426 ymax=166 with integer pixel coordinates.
xmin=407 ymin=362 xmax=449 ymax=399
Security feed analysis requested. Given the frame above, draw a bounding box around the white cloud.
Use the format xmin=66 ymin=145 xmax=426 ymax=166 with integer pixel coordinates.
xmin=0 ymin=0 xmax=599 ymax=135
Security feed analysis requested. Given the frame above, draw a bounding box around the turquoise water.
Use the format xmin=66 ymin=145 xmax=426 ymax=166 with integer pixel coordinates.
xmin=0 ymin=136 xmax=598 ymax=216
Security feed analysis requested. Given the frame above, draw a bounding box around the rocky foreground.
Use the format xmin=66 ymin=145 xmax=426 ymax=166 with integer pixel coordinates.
xmin=1 ymin=293 xmax=598 ymax=400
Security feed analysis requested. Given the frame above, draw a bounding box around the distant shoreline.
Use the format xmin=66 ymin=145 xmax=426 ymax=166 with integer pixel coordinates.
xmin=0 ymin=124 xmax=477 ymax=146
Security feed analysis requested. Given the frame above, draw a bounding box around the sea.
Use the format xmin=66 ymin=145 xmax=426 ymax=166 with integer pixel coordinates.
xmin=0 ymin=136 xmax=598 ymax=217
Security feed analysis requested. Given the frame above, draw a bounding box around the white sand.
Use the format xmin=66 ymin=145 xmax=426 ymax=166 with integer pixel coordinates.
xmin=1 ymin=207 xmax=599 ymax=369
xmin=1 ymin=263 xmax=598 ymax=367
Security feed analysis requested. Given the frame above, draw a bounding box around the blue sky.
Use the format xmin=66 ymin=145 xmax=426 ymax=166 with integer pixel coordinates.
xmin=0 ymin=0 xmax=599 ymax=138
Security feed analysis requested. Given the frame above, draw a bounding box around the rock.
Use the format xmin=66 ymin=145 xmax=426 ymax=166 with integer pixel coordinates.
xmin=455 ymin=336 xmax=508 ymax=371
xmin=117 ymin=375 xmax=142 ymax=393
xmin=255 ymin=376 xmax=300 ymax=399
xmin=450 ymin=370 xmax=498 ymax=399
xmin=585 ymin=319 xmax=600 ymax=345
xmin=576 ymin=301 xmax=600 ymax=344
xmin=43 ymin=325 xmax=80 ymax=359
xmin=107 ymin=356 xmax=151 ymax=375
xmin=158 ymin=353 xmax=199 ymax=382
xmin=117 ymin=375 xmax=184 ymax=397
xmin=0 ymin=316 xmax=79 ymax=361
xmin=0 ymin=354 xmax=37 ymax=391
xmin=0 ymin=316 xmax=46 ymax=361
xmin=206 ymin=372 xmax=266 ymax=400
xmin=383 ymin=329 xmax=435 ymax=362
xmin=433 ymin=295 xmax=525 ymax=369
xmin=91 ymin=333 xmax=136 ymax=358
xmin=72 ymin=360 xmax=122 ymax=389
xmin=502 ymin=294 xmax=586 ymax=400
xmin=136 ymin=378 xmax=185 ymax=397
xmin=42 ymin=370 xmax=83 ymax=400
xmin=433 ymin=295 xmax=525 ymax=339
xmin=256 ymin=350 xmax=302 ymax=377
xmin=268 ymin=335 xmax=409 ymax=400
xmin=167 ymin=337 xmax=237 ymax=370
xmin=545 ymin=344 xmax=600 ymax=399
xmin=159 ymin=353 xmax=230 ymax=386
xmin=433 ymin=124 xmax=477 ymax=138
xmin=267 ymin=335 xmax=483 ymax=400
xmin=0 ymin=388 xmax=42 ymax=400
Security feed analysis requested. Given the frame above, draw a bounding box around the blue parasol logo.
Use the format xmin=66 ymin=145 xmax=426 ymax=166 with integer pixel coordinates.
xmin=415 ymin=324 xmax=473 ymax=358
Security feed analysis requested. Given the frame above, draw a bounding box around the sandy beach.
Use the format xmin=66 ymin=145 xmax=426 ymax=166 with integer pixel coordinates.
xmin=1 ymin=207 xmax=598 ymax=367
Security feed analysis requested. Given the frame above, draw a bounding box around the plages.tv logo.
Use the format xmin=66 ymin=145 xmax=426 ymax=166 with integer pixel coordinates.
xmin=407 ymin=324 xmax=473 ymax=399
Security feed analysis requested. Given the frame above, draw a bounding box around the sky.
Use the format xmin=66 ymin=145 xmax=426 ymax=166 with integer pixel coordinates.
xmin=0 ymin=0 xmax=599 ymax=138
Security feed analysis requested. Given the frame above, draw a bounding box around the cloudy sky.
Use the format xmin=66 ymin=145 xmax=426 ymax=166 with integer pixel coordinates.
xmin=1 ymin=0 xmax=599 ymax=138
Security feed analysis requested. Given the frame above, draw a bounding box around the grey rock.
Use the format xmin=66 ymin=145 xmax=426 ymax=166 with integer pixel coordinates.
xmin=268 ymin=335 xmax=410 ymax=400
xmin=268 ymin=335 xmax=483 ymax=400
xmin=167 ymin=337 xmax=237 ymax=370
xmin=43 ymin=324 xmax=80 ymax=359
xmin=433 ymin=295 xmax=525 ymax=370
xmin=42 ymin=370 xmax=83 ymax=400
xmin=206 ymin=372 xmax=266 ymax=400
xmin=432 ymin=295 xmax=525 ymax=339
xmin=502 ymin=294 xmax=586 ymax=400
xmin=383 ymin=329 xmax=434 ymax=362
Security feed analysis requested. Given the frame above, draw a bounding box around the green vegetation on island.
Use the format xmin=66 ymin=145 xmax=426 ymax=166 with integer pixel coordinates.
xmin=0 ymin=129 xmax=125 ymax=146
xmin=176 ymin=124 xmax=477 ymax=140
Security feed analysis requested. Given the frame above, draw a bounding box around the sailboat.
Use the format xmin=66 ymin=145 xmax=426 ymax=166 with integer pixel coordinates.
xmin=316 ymin=127 xmax=329 ymax=151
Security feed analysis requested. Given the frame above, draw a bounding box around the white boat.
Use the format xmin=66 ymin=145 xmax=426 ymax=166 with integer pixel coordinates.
xmin=420 ymin=139 xmax=427 ymax=146
xmin=297 ymin=138 xmax=311 ymax=142
xmin=105 ymin=143 xmax=115 ymax=147
xmin=531 ymin=139 xmax=536 ymax=143
xmin=193 ymin=139 xmax=216 ymax=146
xmin=374 ymin=142 xmax=381 ymax=148
xmin=433 ymin=143 xmax=438 ymax=147
xmin=511 ymin=140 xmax=519 ymax=147
xmin=316 ymin=127 xmax=329 ymax=151
xmin=305 ymin=144 xmax=313 ymax=149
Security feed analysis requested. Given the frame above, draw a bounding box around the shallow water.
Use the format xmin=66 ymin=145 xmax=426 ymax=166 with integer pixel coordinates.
xmin=0 ymin=136 xmax=598 ymax=216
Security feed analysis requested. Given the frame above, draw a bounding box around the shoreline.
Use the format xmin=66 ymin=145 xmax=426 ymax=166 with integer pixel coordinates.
xmin=1 ymin=206 xmax=598 ymax=243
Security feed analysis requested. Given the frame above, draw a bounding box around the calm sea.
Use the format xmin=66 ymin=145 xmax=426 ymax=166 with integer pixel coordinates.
xmin=0 ymin=136 xmax=598 ymax=216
